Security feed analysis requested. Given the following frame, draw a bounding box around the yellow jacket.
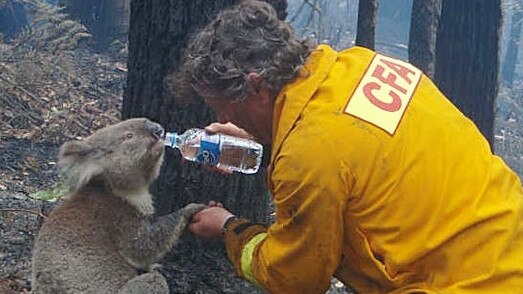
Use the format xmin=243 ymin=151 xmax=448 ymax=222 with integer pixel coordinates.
xmin=224 ymin=45 xmax=523 ymax=293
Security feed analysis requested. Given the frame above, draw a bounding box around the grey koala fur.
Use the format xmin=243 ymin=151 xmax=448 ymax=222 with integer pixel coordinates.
xmin=31 ymin=118 xmax=206 ymax=294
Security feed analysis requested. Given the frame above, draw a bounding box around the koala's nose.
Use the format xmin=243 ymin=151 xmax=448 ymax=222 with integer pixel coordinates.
xmin=145 ymin=120 xmax=164 ymax=140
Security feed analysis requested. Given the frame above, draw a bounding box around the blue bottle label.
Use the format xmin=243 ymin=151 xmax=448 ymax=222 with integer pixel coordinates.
xmin=196 ymin=134 xmax=221 ymax=166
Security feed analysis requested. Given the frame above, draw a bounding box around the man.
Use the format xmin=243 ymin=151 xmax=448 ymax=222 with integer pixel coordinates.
xmin=173 ymin=0 xmax=523 ymax=293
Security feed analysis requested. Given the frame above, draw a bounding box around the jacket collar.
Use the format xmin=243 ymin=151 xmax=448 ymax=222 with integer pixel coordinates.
xmin=270 ymin=44 xmax=338 ymax=164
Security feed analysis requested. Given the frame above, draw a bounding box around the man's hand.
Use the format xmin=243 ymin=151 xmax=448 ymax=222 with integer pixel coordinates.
xmin=203 ymin=122 xmax=256 ymax=175
xmin=188 ymin=201 xmax=236 ymax=239
xmin=205 ymin=122 xmax=255 ymax=140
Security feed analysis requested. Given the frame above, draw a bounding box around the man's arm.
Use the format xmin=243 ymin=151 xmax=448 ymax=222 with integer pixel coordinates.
xmin=224 ymin=133 xmax=350 ymax=293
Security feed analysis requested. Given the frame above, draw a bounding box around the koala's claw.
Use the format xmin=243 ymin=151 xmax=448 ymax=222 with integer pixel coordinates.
xmin=181 ymin=203 xmax=207 ymax=218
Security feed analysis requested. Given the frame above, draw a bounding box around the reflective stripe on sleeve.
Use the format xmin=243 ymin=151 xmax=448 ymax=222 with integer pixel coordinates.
xmin=240 ymin=232 xmax=268 ymax=286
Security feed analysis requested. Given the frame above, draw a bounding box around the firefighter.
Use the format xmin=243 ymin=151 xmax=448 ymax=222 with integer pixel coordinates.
xmin=171 ymin=1 xmax=523 ymax=293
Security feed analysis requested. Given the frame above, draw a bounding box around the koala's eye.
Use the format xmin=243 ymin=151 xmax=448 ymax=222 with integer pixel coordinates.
xmin=125 ymin=132 xmax=134 ymax=139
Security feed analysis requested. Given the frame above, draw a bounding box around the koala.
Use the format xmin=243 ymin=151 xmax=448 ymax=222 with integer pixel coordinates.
xmin=31 ymin=118 xmax=206 ymax=294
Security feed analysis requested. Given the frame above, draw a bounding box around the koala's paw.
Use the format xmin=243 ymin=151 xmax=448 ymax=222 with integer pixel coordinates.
xmin=181 ymin=203 xmax=207 ymax=219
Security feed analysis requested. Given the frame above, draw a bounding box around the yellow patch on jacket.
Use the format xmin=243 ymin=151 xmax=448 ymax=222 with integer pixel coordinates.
xmin=345 ymin=53 xmax=422 ymax=135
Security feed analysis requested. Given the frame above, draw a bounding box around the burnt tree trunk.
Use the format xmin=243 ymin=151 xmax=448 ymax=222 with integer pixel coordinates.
xmin=355 ymin=0 xmax=377 ymax=50
xmin=434 ymin=0 xmax=501 ymax=147
xmin=59 ymin=0 xmax=100 ymax=36
xmin=0 ymin=0 xmax=28 ymax=40
xmin=124 ymin=1 xmax=286 ymax=292
xmin=408 ymin=0 xmax=442 ymax=78
xmin=96 ymin=0 xmax=130 ymax=50
xmin=501 ymin=6 xmax=522 ymax=87
xmin=60 ymin=0 xmax=130 ymax=51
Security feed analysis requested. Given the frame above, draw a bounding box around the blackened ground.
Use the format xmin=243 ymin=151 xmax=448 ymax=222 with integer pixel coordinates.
xmin=0 ymin=138 xmax=59 ymax=293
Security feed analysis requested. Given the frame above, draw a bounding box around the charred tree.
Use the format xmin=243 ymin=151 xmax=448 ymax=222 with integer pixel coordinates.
xmin=355 ymin=0 xmax=377 ymax=49
xmin=501 ymin=6 xmax=522 ymax=86
xmin=408 ymin=0 xmax=442 ymax=78
xmin=124 ymin=1 xmax=286 ymax=292
xmin=59 ymin=0 xmax=100 ymax=35
xmin=0 ymin=0 xmax=28 ymax=40
xmin=59 ymin=0 xmax=129 ymax=50
xmin=434 ymin=0 xmax=501 ymax=147
xmin=95 ymin=0 xmax=130 ymax=50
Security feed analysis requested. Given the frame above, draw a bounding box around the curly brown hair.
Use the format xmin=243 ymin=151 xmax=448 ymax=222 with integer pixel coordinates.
xmin=170 ymin=0 xmax=313 ymax=103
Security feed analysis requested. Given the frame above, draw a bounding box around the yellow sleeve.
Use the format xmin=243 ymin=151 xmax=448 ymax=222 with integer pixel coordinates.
xmin=225 ymin=124 xmax=351 ymax=293
xmin=224 ymin=218 xmax=267 ymax=281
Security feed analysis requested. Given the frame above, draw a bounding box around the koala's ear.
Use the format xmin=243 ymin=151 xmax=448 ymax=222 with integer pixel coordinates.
xmin=60 ymin=140 xmax=94 ymax=158
xmin=59 ymin=140 xmax=103 ymax=192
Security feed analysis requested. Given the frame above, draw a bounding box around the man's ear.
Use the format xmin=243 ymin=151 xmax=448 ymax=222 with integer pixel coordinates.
xmin=246 ymin=72 xmax=272 ymax=104
xmin=246 ymin=72 xmax=263 ymax=94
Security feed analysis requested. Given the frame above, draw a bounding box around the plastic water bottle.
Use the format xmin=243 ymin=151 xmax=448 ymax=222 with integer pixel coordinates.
xmin=163 ymin=128 xmax=263 ymax=174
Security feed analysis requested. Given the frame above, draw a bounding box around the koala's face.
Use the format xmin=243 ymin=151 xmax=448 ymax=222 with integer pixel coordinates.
xmin=59 ymin=118 xmax=166 ymax=192
xmin=88 ymin=118 xmax=164 ymax=161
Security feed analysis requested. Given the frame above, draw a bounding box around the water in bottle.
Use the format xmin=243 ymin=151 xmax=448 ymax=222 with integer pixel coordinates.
xmin=163 ymin=128 xmax=263 ymax=174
